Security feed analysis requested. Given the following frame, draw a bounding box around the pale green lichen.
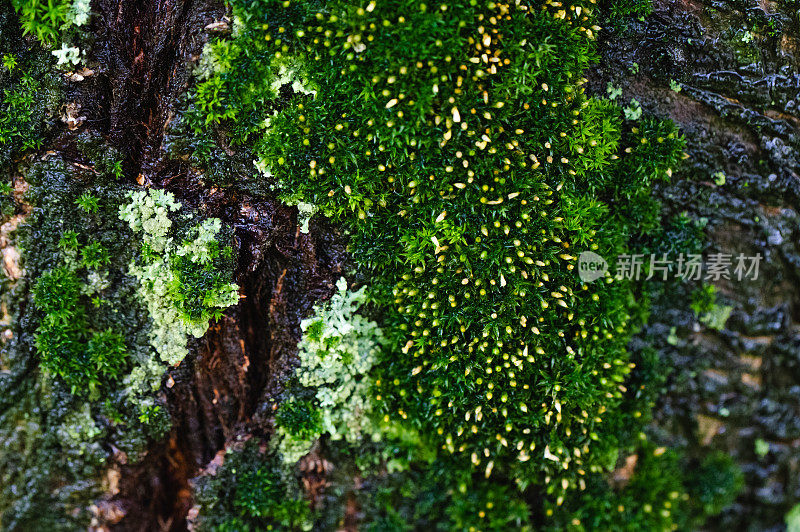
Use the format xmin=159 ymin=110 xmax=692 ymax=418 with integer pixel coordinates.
xmin=118 ymin=189 xmax=181 ymax=254
xmin=253 ymin=154 xmax=273 ymax=179
xmin=700 ymin=304 xmax=733 ymax=331
xmin=51 ymin=44 xmax=81 ymax=66
xmin=176 ymin=218 xmax=226 ymax=264
xmin=130 ymin=259 xmax=192 ymax=364
xmin=296 ymin=278 xmax=383 ymax=442
xmin=57 ymin=404 xmax=102 ymax=450
xmin=69 ymin=0 xmax=91 ymax=26
xmin=56 ymin=404 xmax=105 ymax=465
xmin=126 ymin=356 xmax=167 ymax=397
xmin=270 ymin=62 xmax=317 ymax=97
xmin=276 ymin=278 xmax=384 ymax=464
xmin=119 ymin=189 xmax=239 ymax=369
xmin=623 ymin=98 xmax=643 ymax=120
xmin=295 ymin=202 xmax=316 ymax=233
xmin=276 ymin=428 xmax=316 ymax=467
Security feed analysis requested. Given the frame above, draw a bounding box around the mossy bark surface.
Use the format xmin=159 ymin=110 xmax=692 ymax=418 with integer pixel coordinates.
xmin=0 ymin=0 xmax=798 ymax=530
xmin=1 ymin=0 xmax=348 ymax=529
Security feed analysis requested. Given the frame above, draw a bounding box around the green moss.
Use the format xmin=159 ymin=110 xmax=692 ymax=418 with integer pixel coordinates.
xmin=194 ymin=441 xmax=313 ymax=531
xmin=169 ymin=219 xmax=238 ymax=323
xmin=0 ymin=64 xmax=43 ymax=152
xmin=33 ymin=264 xmax=81 ymax=312
xmin=690 ymin=284 xmax=716 ymax=316
xmin=446 ymin=480 xmax=531 ymax=531
xmin=0 ymin=50 xmax=51 ymax=169
xmin=689 ymin=281 xmax=734 ymax=331
xmin=604 ymin=0 xmax=653 ymax=21
xmin=33 ymin=240 xmax=129 ymax=397
xmin=275 ymin=399 xmax=323 ymax=441
xmin=0 ymin=3 xmax=62 ymax=175
xmin=75 ymin=191 xmax=99 ymax=213
xmin=688 ymin=452 xmax=743 ymax=518
xmin=546 ymin=445 xmax=743 ymax=531
xmin=546 ymin=444 xmax=689 ymax=531
xmin=10 ymin=0 xmax=90 ymax=46
xmin=80 ymin=241 xmax=110 ymax=269
xmin=347 ymin=459 xmax=531 ymax=531
xmin=10 ymin=0 xmax=70 ymax=45
xmin=185 ymin=0 xmax=742 ymax=528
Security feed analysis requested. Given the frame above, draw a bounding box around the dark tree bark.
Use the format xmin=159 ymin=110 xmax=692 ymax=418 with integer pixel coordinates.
xmin=594 ymin=1 xmax=800 ymax=528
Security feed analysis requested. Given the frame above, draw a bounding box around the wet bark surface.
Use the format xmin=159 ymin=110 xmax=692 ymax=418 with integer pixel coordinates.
xmin=593 ymin=1 xmax=800 ymax=528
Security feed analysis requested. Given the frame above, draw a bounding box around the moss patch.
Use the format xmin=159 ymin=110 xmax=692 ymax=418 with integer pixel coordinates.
xmin=179 ymin=0 xmax=731 ymax=525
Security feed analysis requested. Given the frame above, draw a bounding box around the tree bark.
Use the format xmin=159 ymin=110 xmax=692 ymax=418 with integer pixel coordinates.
xmin=1 ymin=0 xmax=799 ymax=530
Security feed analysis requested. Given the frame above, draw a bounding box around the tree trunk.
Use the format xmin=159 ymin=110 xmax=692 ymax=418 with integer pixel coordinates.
xmin=1 ymin=0 xmax=798 ymax=530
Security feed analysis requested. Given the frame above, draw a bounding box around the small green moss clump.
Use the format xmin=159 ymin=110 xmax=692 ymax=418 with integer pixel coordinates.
xmin=0 ymin=58 xmax=43 ymax=156
xmin=193 ymin=441 xmax=314 ymax=531
xmin=275 ymin=399 xmax=323 ymax=441
xmin=605 ymin=0 xmax=653 ymax=21
xmin=75 ymin=191 xmax=100 ymax=213
xmin=688 ymin=452 xmax=744 ymax=518
xmin=1 ymin=2 xmax=63 ymax=194
xmin=10 ymin=0 xmax=91 ymax=46
xmin=33 ymin=226 xmax=128 ymax=397
xmin=352 ymin=461 xmax=531 ymax=530
xmin=545 ymin=445 xmax=743 ymax=531
xmin=169 ymin=221 xmax=238 ymax=324
xmin=546 ymin=445 xmax=690 ymax=531
xmin=0 ymin=40 xmax=59 ymax=168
